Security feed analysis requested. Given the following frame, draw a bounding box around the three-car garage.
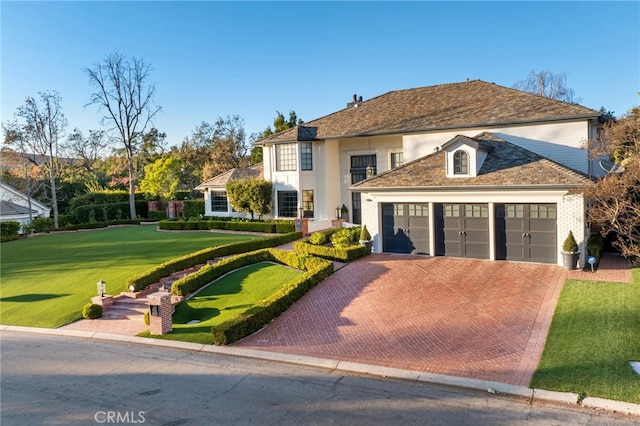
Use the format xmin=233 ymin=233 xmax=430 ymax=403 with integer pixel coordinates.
xmin=381 ymin=202 xmax=558 ymax=264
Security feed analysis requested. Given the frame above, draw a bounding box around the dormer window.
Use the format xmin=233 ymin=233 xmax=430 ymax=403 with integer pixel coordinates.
xmin=453 ymin=150 xmax=469 ymax=175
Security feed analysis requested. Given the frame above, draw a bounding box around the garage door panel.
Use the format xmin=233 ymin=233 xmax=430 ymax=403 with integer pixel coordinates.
xmin=496 ymin=204 xmax=557 ymax=264
xmin=382 ymin=203 xmax=429 ymax=255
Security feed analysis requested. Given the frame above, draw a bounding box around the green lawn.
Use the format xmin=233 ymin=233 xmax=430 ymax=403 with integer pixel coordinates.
xmin=0 ymin=225 xmax=259 ymax=328
xmin=531 ymin=268 xmax=640 ymax=404
xmin=139 ymin=261 xmax=303 ymax=344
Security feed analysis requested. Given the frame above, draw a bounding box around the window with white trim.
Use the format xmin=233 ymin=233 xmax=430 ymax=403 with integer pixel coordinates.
xmin=275 ymin=143 xmax=297 ymax=171
xmin=453 ymin=150 xmax=469 ymax=175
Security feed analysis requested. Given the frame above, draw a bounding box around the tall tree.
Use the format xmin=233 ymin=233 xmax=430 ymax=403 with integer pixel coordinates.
xmin=585 ymin=106 xmax=640 ymax=263
xmin=513 ymin=70 xmax=577 ymax=103
xmin=226 ymin=177 xmax=272 ymax=219
xmin=202 ymin=115 xmax=250 ymax=180
xmin=85 ymin=53 xmax=161 ymax=219
xmin=9 ymin=91 xmax=67 ymax=228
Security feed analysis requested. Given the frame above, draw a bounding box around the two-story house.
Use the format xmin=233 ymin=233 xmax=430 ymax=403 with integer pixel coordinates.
xmin=201 ymin=80 xmax=602 ymax=266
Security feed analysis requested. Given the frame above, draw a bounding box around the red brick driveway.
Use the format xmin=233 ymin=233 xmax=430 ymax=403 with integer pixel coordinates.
xmin=235 ymin=254 xmax=568 ymax=386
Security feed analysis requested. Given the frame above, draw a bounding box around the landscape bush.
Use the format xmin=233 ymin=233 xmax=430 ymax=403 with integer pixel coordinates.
xmin=210 ymin=249 xmax=333 ymax=345
xmin=0 ymin=221 xmax=20 ymax=242
xmin=147 ymin=211 xmax=167 ymax=221
xmin=82 ymin=303 xmax=103 ymax=319
xmin=586 ymin=233 xmax=605 ymax=267
xmin=293 ymin=227 xmax=366 ymax=262
xmin=183 ymin=199 xmax=205 ymax=218
xmin=73 ymin=201 xmax=149 ymax=224
xmin=32 ymin=217 xmax=55 ymax=233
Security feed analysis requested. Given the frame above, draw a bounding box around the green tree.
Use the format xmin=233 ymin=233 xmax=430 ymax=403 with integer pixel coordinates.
xmin=139 ymin=154 xmax=182 ymax=201
xmin=585 ymin=105 xmax=640 ymax=263
xmin=226 ymin=178 xmax=272 ymax=219
xmin=85 ymin=53 xmax=161 ymax=219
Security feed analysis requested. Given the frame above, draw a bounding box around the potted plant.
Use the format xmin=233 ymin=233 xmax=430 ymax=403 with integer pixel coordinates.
xmin=359 ymin=225 xmax=373 ymax=254
xmin=561 ymin=231 xmax=580 ymax=270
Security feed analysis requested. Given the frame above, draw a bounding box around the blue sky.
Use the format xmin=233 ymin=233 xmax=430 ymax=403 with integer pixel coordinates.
xmin=2 ymin=1 xmax=639 ymax=147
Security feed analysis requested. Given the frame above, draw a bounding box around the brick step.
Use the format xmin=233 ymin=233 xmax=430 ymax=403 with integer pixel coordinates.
xmin=102 ymin=308 xmax=146 ymax=321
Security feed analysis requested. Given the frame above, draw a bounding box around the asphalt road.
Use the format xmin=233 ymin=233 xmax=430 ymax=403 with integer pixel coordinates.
xmin=1 ymin=331 xmax=636 ymax=426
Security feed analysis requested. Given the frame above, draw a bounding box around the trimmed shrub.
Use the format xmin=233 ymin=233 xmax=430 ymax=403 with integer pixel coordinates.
xmin=0 ymin=221 xmax=20 ymax=242
xmin=143 ymin=311 xmax=150 ymax=325
xmin=32 ymin=217 xmax=54 ymax=233
xmin=360 ymin=225 xmax=371 ymax=241
xmin=73 ymin=201 xmax=148 ymax=223
xmin=147 ymin=211 xmax=167 ymax=221
xmin=158 ymin=218 xmax=295 ymax=234
xmin=330 ymin=228 xmax=353 ymax=248
xmin=82 ymin=303 xmax=103 ymax=319
xmin=308 ymin=231 xmax=330 ymax=246
xmin=183 ymin=199 xmax=205 ymax=218
xmin=562 ymin=231 xmax=579 ymax=253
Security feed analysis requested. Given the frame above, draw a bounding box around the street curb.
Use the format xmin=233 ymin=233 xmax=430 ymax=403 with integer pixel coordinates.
xmin=3 ymin=325 xmax=640 ymax=417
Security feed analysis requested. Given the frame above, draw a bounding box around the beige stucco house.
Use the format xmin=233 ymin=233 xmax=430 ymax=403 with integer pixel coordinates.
xmin=207 ymin=80 xmax=602 ymax=266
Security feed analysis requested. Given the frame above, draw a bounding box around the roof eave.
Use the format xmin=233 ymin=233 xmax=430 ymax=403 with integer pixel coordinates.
xmin=351 ymin=183 xmax=593 ymax=192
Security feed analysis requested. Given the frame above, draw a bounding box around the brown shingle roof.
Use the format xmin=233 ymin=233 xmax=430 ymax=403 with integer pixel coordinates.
xmin=257 ymin=80 xmax=600 ymax=144
xmin=195 ymin=163 xmax=263 ymax=190
xmin=352 ymin=133 xmax=593 ymax=190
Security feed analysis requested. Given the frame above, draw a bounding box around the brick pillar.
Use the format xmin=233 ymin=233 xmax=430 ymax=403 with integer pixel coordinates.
xmin=148 ymin=292 xmax=173 ymax=335
xmin=295 ymin=218 xmax=309 ymax=236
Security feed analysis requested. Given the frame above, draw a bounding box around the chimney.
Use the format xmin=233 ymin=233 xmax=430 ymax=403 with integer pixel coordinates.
xmin=348 ymin=94 xmax=363 ymax=108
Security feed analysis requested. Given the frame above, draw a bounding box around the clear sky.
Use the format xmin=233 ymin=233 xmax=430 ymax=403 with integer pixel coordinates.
xmin=2 ymin=1 xmax=639 ymax=148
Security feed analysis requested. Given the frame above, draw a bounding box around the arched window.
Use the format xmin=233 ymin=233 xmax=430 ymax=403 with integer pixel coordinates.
xmin=453 ymin=150 xmax=469 ymax=174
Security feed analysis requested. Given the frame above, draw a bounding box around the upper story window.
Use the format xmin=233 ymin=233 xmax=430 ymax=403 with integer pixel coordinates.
xmin=390 ymin=152 xmax=404 ymax=169
xmin=275 ymin=143 xmax=297 ymax=171
xmin=453 ymin=150 xmax=469 ymax=175
xmin=300 ymin=142 xmax=313 ymax=171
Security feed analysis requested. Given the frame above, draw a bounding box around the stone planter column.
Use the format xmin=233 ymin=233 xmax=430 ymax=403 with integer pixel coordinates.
xmin=148 ymin=292 xmax=173 ymax=335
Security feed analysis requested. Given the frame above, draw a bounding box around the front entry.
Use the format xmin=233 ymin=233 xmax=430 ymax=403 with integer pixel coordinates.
xmin=435 ymin=203 xmax=490 ymax=259
xmin=495 ymin=204 xmax=557 ymax=263
xmin=382 ymin=203 xmax=430 ymax=254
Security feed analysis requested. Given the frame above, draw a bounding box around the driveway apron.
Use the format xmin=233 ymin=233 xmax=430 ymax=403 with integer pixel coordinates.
xmin=235 ymin=254 xmax=567 ymax=387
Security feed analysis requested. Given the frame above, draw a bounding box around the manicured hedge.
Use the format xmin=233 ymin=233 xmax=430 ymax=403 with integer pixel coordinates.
xmin=183 ymin=199 xmax=205 ymax=218
xmin=210 ymin=249 xmax=334 ymax=345
xmin=293 ymin=227 xmax=367 ymax=262
xmin=73 ymin=201 xmax=149 ymax=223
xmin=126 ymin=231 xmax=302 ymax=291
xmin=158 ymin=218 xmax=295 ymax=234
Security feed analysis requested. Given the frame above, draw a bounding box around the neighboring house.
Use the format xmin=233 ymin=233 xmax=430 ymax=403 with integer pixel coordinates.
xmin=0 ymin=181 xmax=51 ymax=232
xmin=245 ymin=80 xmax=603 ymax=266
xmin=195 ymin=163 xmax=263 ymax=217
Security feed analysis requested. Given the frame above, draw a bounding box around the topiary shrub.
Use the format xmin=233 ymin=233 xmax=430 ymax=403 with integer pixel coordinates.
xmin=143 ymin=311 xmax=150 ymax=325
xmin=562 ymin=231 xmax=579 ymax=253
xmin=82 ymin=303 xmax=103 ymax=319
xmin=359 ymin=225 xmax=371 ymax=241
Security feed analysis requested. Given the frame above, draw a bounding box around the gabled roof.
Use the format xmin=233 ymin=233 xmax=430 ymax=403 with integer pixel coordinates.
xmin=195 ymin=163 xmax=263 ymax=190
xmin=0 ymin=200 xmax=35 ymax=216
xmin=256 ymin=80 xmax=600 ymax=145
xmin=352 ymin=133 xmax=593 ymax=190
xmin=0 ymin=181 xmax=51 ymax=212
